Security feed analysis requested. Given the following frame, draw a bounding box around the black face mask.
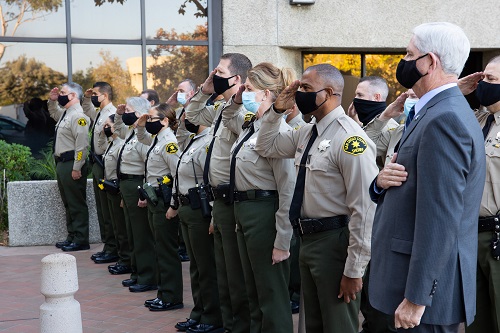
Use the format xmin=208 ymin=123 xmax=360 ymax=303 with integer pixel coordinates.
xmin=184 ymin=119 xmax=200 ymax=134
xmin=103 ymin=126 xmax=113 ymax=138
xmin=213 ymin=74 xmax=237 ymax=95
xmin=476 ymin=80 xmax=500 ymax=107
xmin=58 ymin=94 xmax=70 ymax=107
xmin=295 ymin=89 xmax=328 ymax=115
xmin=145 ymin=120 xmax=164 ymax=135
xmin=122 ymin=112 xmax=138 ymax=126
xmin=91 ymin=96 xmax=101 ymax=108
xmin=396 ymin=54 xmax=429 ymax=89
xmin=353 ymin=98 xmax=387 ymax=125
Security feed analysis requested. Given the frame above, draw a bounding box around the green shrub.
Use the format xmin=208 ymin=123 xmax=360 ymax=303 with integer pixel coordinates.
xmin=29 ymin=142 xmax=57 ymax=180
xmin=0 ymin=140 xmax=34 ymax=231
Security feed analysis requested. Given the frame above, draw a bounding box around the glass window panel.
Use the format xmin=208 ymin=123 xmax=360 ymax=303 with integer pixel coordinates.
xmin=146 ymin=0 xmax=207 ymax=39
xmin=0 ymin=1 xmax=66 ymax=38
xmin=303 ymin=53 xmax=361 ymax=76
xmin=0 ymin=43 xmax=67 ymax=107
xmin=71 ymin=44 xmax=141 ymax=104
xmin=365 ymin=54 xmax=405 ymax=103
xmin=70 ymin=1 xmax=140 ymax=39
xmin=146 ymin=44 xmax=208 ymax=102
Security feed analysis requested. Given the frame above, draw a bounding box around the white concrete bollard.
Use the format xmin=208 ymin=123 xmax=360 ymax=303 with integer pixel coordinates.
xmin=40 ymin=253 xmax=82 ymax=333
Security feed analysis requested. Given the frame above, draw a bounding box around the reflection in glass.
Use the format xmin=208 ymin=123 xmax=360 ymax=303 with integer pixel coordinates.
xmin=0 ymin=0 xmax=65 ymax=40
xmin=366 ymin=54 xmax=405 ymax=103
xmin=71 ymin=1 xmax=140 ymax=39
xmin=72 ymin=44 xmax=141 ymax=104
xmin=0 ymin=43 xmax=67 ymax=107
xmin=303 ymin=54 xmax=361 ymax=76
xmin=145 ymin=0 xmax=207 ymax=39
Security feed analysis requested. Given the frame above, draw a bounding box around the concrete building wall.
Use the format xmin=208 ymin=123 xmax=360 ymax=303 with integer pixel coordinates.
xmin=222 ymin=0 xmax=500 ymax=73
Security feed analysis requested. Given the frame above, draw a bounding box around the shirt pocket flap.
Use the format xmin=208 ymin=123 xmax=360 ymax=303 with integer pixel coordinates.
xmin=390 ymin=237 xmax=413 ymax=255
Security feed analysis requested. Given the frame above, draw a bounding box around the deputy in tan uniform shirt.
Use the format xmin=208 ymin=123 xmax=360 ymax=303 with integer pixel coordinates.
xmin=114 ymin=97 xmax=157 ymax=292
xmin=135 ymin=103 xmax=184 ymax=312
xmin=83 ymin=82 xmax=118 ymax=264
xmin=183 ymin=53 xmax=252 ymax=333
xmin=255 ymin=64 xmax=378 ymax=333
xmin=48 ymin=83 xmax=90 ymax=252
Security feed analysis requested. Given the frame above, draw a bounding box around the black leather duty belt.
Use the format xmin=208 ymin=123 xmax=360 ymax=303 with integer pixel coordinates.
xmin=118 ymin=173 xmax=143 ymax=181
xmin=54 ymin=150 xmax=75 ymax=163
xmin=212 ymin=186 xmax=229 ymax=200
xmin=233 ymin=190 xmax=277 ymax=202
xmin=478 ymin=215 xmax=500 ymax=233
xmin=292 ymin=215 xmax=350 ymax=236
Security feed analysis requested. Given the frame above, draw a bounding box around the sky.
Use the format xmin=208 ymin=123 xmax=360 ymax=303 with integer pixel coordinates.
xmin=0 ymin=0 xmax=206 ymax=74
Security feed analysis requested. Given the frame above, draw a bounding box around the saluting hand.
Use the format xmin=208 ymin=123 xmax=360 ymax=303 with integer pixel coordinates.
xmin=458 ymin=72 xmax=483 ymax=95
xmin=201 ymin=69 xmax=217 ymax=95
xmin=338 ymin=275 xmax=362 ymax=303
xmin=233 ymin=85 xmax=245 ymax=104
xmin=84 ymin=88 xmax=93 ymax=98
xmin=376 ymin=153 xmax=407 ymax=190
xmin=274 ymin=80 xmax=300 ymax=112
xmin=137 ymin=114 xmax=149 ymax=127
xmin=116 ymin=104 xmax=126 ymax=115
xmin=379 ymin=92 xmax=408 ymax=121
xmin=166 ymin=90 xmax=178 ymax=106
xmin=347 ymin=102 xmax=362 ymax=126
xmin=49 ymin=87 xmax=59 ymax=101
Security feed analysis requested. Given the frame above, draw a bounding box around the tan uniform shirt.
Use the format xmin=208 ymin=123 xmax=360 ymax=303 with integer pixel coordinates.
xmin=176 ymin=128 xmax=212 ymax=195
xmin=119 ymin=130 xmax=148 ymax=177
xmin=82 ymin=98 xmax=116 ymax=155
xmin=476 ymin=109 xmax=500 ymax=217
xmin=103 ymin=137 xmax=124 ymax=180
xmin=255 ymin=105 xmax=378 ymax=278
xmin=48 ymin=101 xmax=90 ymax=171
xmin=223 ymin=104 xmax=295 ymax=251
xmin=185 ymin=89 xmax=246 ymax=187
xmin=287 ymin=114 xmax=307 ymax=130
xmin=136 ymin=127 xmax=180 ymax=186
xmin=364 ymin=116 xmax=403 ymax=168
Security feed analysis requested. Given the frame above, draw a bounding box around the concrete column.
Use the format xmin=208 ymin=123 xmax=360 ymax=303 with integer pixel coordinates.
xmin=40 ymin=253 xmax=82 ymax=333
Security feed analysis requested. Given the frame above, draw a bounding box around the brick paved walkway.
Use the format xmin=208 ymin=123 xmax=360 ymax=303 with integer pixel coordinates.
xmin=0 ymin=244 xmax=300 ymax=333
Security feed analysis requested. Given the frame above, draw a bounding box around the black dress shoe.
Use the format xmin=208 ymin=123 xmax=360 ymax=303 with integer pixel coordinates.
xmin=90 ymin=251 xmax=105 ymax=260
xmin=93 ymin=253 xmax=119 ymax=264
xmin=109 ymin=264 xmax=132 ymax=275
xmin=179 ymin=252 xmax=190 ymax=262
xmin=149 ymin=300 xmax=183 ymax=311
xmin=291 ymin=300 xmax=300 ymax=314
xmin=55 ymin=240 xmax=71 ymax=248
xmin=122 ymin=278 xmax=137 ymax=287
xmin=175 ymin=319 xmax=198 ymax=331
xmin=187 ymin=323 xmax=224 ymax=333
xmin=128 ymin=284 xmax=157 ymax=292
xmin=61 ymin=243 xmax=90 ymax=252
xmin=144 ymin=297 xmax=161 ymax=308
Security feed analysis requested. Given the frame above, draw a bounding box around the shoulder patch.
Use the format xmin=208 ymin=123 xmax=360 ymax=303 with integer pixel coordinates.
xmin=342 ymin=136 xmax=367 ymax=156
xmin=165 ymin=142 xmax=179 ymax=154
xmin=77 ymin=118 xmax=87 ymax=126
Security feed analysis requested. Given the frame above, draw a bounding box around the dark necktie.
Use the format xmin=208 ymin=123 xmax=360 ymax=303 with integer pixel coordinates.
xmin=90 ymin=111 xmax=101 ymax=154
xmin=289 ymin=125 xmax=318 ymax=222
xmin=102 ymin=140 xmax=114 ymax=173
xmin=116 ymin=131 xmax=135 ymax=177
xmin=228 ymin=124 xmax=256 ymax=204
xmin=404 ymin=106 xmax=415 ymax=131
xmin=483 ymin=113 xmax=495 ymax=140
xmin=203 ymin=111 xmax=224 ymax=185
xmin=53 ymin=110 xmax=67 ymax=153
xmin=144 ymin=135 xmax=159 ymax=179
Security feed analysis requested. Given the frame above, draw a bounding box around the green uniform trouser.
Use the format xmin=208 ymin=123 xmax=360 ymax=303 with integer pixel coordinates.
xmin=300 ymin=226 xmax=360 ymax=333
xmin=289 ymin=234 xmax=301 ymax=303
xmin=178 ymin=204 xmax=222 ymax=326
xmin=213 ymin=199 xmax=250 ymax=333
xmin=148 ymin=196 xmax=183 ymax=303
xmin=120 ymin=178 xmax=156 ymax=285
xmin=92 ymin=162 xmax=117 ymax=254
xmin=466 ymin=231 xmax=500 ymax=333
xmin=360 ymin=262 xmax=396 ymax=333
xmin=56 ymin=160 xmax=89 ymax=244
xmin=106 ymin=191 xmax=132 ymax=266
xmin=234 ymin=195 xmax=292 ymax=333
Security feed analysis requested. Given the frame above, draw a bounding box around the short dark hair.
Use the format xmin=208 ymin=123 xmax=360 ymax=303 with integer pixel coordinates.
xmin=141 ymin=89 xmax=160 ymax=106
xmin=221 ymin=53 xmax=253 ymax=82
xmin=180 ymin=79 xmax=196 ymax=92
xmin=304 ymin=64 xmax=344 ymax=94
xmin=93 ymin=82 xmax=114 ymax=101
xmin=359 ymin=76 xmax=389 ymax=100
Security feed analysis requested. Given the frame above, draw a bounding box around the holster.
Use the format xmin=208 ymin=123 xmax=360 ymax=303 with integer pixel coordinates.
xmin=100 ymin=179 xmax=120 ymax=195
xmin=187 ymin=187 xmax=201 ymax=210
xmin=158 ymin=183 xmax=172 ymax=208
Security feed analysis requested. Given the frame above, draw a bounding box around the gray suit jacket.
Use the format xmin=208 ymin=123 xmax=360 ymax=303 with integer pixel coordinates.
xmin=369 ymin=86 xmax=486 ymax=326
